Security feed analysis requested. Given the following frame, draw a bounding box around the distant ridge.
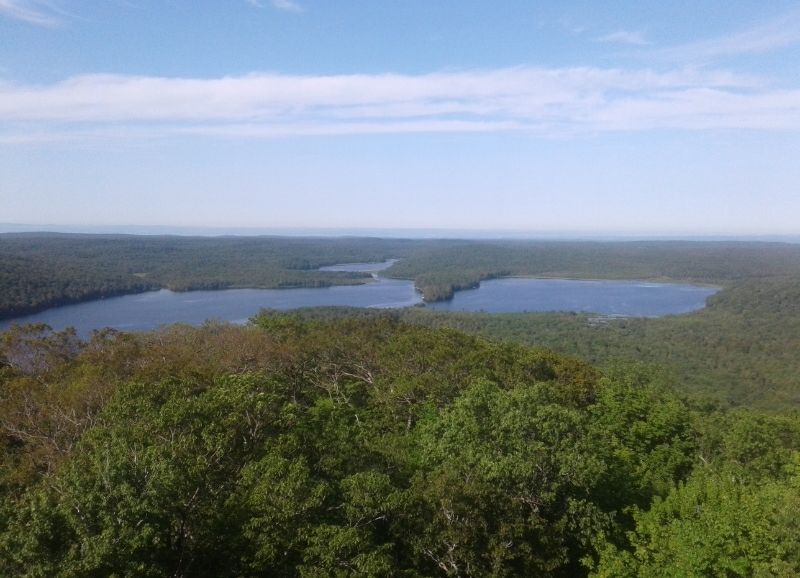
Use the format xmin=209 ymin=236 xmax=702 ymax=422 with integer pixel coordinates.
xmin=1 ymin=223 xmax=798 ymax=243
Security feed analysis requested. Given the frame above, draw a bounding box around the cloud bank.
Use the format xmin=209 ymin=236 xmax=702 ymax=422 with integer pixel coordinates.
xmin=1 ymin=66 xmax=798 ymax=143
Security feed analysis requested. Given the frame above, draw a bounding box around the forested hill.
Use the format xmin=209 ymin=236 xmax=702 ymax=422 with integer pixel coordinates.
xmin=1 ymin=318 xmax=798 ymax=576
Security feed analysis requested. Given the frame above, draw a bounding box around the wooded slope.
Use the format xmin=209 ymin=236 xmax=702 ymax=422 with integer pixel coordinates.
xmin=1 ymin=318 xmax=797 ymax=576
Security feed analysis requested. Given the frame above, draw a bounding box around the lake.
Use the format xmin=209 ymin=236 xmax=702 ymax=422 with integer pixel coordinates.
xmin=0 ymin=262 xmax=718 ymax=336
xmin=427 ymin=277 xmax=718 ymax=316
xmin=0 ymin=278 xmax=422 ymax=337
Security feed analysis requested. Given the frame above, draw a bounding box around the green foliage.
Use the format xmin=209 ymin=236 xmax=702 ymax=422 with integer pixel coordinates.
xmin=589 ymin=363 xmax=697 ymax=510
xmin=594 ymin=466 xmax=800 ymax=577
xmin=4 ymin=233 xmax=800 ymax=409
xmin=696 ymin=409 xmax=800 ymax=481
xmin=408 ymin=379 xmax=609 ymax=576
xmin=2 ymin=375 xmax=289 ymax=576
xmin=0 ymin=315 xmax=798 ymax=576
xmin=3 ymin=235 xmax=800 ymax=575
xmin=381 ymin=273 xmax=800 ymax=409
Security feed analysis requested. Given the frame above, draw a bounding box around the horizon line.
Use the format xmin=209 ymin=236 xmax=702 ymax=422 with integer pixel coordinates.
xmin=1 ymin=223 xmax=799 ymax=242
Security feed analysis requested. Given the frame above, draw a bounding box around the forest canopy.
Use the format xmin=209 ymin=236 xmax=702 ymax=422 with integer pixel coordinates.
xmin=2 ymin=234 xmax=800 ymax=574
xmin=1 ymin=317 xmax=798 ymax=577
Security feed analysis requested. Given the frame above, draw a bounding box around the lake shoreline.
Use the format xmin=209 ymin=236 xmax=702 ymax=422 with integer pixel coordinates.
xmin=426 ymin=276 xmax=719 ymax=316
xmin=468 ymin=274 xmax=723 ymax=289
xmin=0 ymin=273 xmax=722 ymax=324
xmin=0 ymin=273 xmax=719 ymax=337
xmin=0 ymin=276 xmax=381 ymax=323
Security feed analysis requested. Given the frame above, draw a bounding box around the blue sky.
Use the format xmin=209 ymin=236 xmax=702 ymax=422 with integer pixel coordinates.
xmin=1 ymin=1 xmax=799 ymax=235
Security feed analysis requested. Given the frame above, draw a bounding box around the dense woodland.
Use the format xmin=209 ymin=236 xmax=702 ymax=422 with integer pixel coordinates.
xmin=2 ymin=234 xmax=800 ymax=575
xmin=5 ymin=234 xmax=800 ymax=318
xmin=2 ymin=234 xmax=799 ymax=408
xmin=0 ymin=234 xmax=444 ymax=319
xmin=1 ymin=317 xmax=798 ymax=576
xmin=387 ymin=241 xmax=800 ymax=301
xmin=406 ymin=275 xmax=800 ymax=409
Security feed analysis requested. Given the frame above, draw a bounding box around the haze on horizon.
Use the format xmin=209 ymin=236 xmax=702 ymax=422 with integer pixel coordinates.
xmin=1 ymin=1 xmax=799 ymax=235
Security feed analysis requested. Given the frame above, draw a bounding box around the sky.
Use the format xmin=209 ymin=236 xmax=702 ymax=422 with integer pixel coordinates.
xmin=1 ymin=1 xmax=799 ymax=236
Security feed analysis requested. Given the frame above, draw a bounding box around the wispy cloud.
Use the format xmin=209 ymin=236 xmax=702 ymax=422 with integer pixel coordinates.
xmin=596 ymin=30 xmax=649 ymax=46
xmin=1 ymin=66 xmax=798 ymax=144
xmin=271 ymin=0 xmax=302 ymax=13
xmin=246 ymin=0 xmax=303 ymax=13
xmin=0 ymin=0 xmax=62 ymax=27
xmin=657 ymin=8 xmax=800 ymax=62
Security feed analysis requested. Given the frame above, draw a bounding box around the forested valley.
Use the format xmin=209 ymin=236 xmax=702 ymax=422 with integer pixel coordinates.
xmin=5 ymin=234 xmax=800 ymax=319
xmin=0 ymin=234 xmax=431 ymax=319
xmin=1 ymin=317 xmax=798 ymax=576
xmin=6 ymin=0 xmax=800 ymax=574
xmin=2 ymin=234 xmax=800 ymax=576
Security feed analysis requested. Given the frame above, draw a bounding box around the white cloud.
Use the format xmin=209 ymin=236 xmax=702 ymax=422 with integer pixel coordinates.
xmin=0 ymin=0 xmax=61 ymax=27
xmin=596 ymin=30 xmax=649 ymax=46
xmin=657 ymin=8 xmax=800 ymax=62
xmin=0 ymin=66 xmax=797 ymax=143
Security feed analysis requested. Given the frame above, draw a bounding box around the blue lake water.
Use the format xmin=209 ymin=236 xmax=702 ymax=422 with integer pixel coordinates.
xmin=0 ymin=262 xmax=718 ymax=337
xmin=427 ymin=277 xmax=718 ymax=316
xmin=0 ymin=278 xmax=422 ymax=337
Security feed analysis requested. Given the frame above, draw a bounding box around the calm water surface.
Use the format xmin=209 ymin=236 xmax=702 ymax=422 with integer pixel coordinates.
xmin=0 ymin=278 xmax=421 ymax=337
xmin=0 ymin=263 xmax=718 ymax=337
xmin=427 ymin=278 xmax=718 ymax=316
